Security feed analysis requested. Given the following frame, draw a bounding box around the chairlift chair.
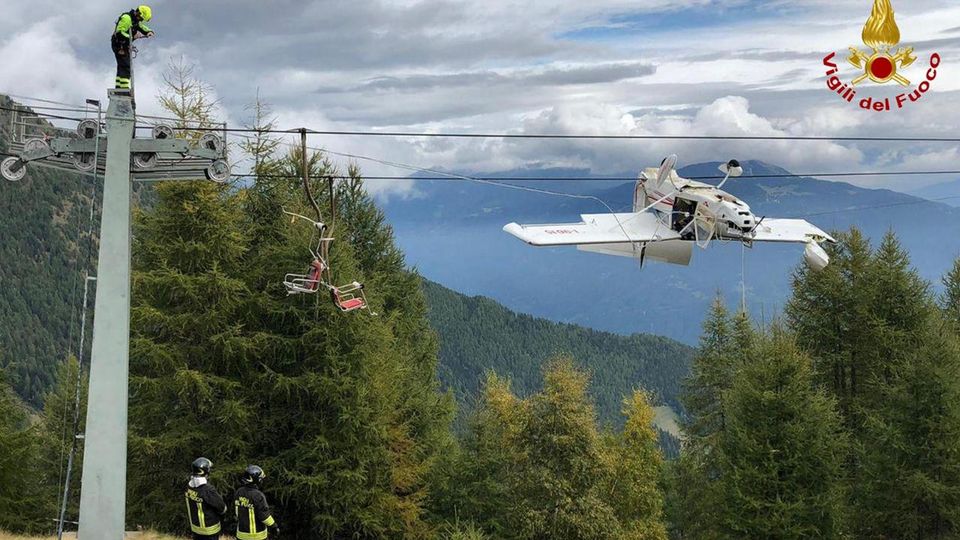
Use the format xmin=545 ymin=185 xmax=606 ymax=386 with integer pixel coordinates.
xmin=330 ymin=281 xmax=368 ymax=312
xmin=284 ymin=259 xmax=326 ymax=295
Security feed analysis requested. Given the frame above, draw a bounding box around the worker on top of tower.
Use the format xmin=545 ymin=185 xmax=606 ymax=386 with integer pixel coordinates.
xmin=111 ymin=5 xmax=154 ymax=92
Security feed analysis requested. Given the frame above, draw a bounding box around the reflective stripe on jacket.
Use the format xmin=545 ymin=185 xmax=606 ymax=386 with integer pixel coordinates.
xmin=114 ymin=10 xmax=151 ymax=39
xmin=185 ymin=483 xmax=227 ymax=535
xmin=234 ymin=485 xmax=276 ymax=540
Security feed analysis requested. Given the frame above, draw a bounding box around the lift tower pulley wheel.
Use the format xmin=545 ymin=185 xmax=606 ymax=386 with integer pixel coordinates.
xmin=1 ymin=157 xmax=26 ymax=182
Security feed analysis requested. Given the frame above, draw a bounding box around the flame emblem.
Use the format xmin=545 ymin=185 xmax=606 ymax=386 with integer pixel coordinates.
xmin=848 ymin=0 xmax=916 ymax=85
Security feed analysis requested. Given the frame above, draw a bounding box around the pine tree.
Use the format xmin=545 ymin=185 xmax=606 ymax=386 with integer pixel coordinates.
xmin=439 ymin=373 xmax=523 ymax=537
xmin=0 ymin=368 xmax=45 ymax=533
xmin=669 ymin=297 xmax=738 ymax=539
xmin=786 ymin=228 xmax=874 ymax=419
xmin=38 ymin=356 xmax=87 ymax=532
xmin=604 ymin=390 xmax=668 ymax=540
xmin=855 ymin=317 xmax=960 ymax=538
xmin=719 ymin=328 xmax=846 ymax=539
xmin=512 ymin=358 xmax=621 ymax=540
xmin=940 ymin=258 xmax=960 ymax=328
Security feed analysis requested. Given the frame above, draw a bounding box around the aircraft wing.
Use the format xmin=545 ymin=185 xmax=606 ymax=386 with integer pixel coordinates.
xmin=750 ymin=219 xmax=836 ymax=244
xmin=503 ymin=212 xmax=680 ymax=246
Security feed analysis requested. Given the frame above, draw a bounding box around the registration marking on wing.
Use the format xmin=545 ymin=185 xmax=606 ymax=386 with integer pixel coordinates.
xmin=503 ymin=213 xmax=681 ymax=247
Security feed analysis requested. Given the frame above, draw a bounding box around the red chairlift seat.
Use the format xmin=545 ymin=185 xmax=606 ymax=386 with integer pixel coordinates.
xmin=331 ymin=281 xmax=368 ymax=312
xmin=304 ymin=260 xmax=324 ymax=291
xmin=284 ymin=259 xmax=327 ymax=295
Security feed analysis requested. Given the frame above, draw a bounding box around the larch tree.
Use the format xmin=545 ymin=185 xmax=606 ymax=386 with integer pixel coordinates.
xmin=512 ymin=358 xmax=622 ymax=540
xmin=604 ymin=390 xmax=668 ymax=540
xmin=855 ymin=317 xmax=960 ymax=538
xmin=39 ymin=356 xmax=87 ymax=532
xmin=0 ymin=368 xmax=45 ymax=533
xmin=719 ymin=328 xmax=846 ymax=539
xmin=940 ymin=257 xmax=960 ymax=328
xmin=438 ymin=373 xmax=523 ymax=537
xmin=669 ymin=297 xmax=738 ymax=539
xmin=786 ymin=228 xmax=875 ymax=420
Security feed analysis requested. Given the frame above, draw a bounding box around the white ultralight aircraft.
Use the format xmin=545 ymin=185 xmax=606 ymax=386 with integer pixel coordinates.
xmin=503 ymin=155 xmax=836 ymax=270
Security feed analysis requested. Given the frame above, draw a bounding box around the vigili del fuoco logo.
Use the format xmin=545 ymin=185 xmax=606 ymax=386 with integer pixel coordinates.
xmin=822 ymin=0 xmax=942 ymax=112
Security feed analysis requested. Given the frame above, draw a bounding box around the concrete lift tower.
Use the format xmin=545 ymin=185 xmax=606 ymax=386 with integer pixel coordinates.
xmin=1 ymin=89 xmax=230 ymax=539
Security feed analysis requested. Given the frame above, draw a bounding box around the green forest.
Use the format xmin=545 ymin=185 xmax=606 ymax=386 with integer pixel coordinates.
xmin=4 ymin=64 xmax=960 ymax=539
xmin=0 ymin=94 xmax=98 ymax=405
xmin=422 ymin=280 xmax=691 ymax=426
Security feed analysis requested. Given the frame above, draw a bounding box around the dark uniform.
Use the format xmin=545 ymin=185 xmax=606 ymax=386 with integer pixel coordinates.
xmin=111 ymin=7 xmax=153 ymax=90
xmin=234 ymin=484 xmax=277 ymax=540
xmin=185 ymin=480 xmax=227 ymax=539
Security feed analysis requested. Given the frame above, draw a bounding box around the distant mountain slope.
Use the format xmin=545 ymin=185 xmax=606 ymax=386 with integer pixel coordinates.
xmin=909 ymin=179 xmax=960 ymax=207
xmin=0 ymin=96 xmax=95 ymax=405
xmin=385 ymin=161 xmax=960 ymax=343
xmin=422 ymin=279 xmax=693 ymax=429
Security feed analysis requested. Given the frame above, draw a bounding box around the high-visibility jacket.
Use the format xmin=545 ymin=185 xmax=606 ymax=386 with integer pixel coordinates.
xmin=113 ymin=10 xmax=152 ymax=41
xmin=184 ymin=482 xmax=227 ymax=536
xmin=234 ymin=485 xmax=277 ymax=540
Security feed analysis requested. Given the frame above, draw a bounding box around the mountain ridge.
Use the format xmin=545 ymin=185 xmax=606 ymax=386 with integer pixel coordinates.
xmin=384 ymin=160 xmax=960 ymax=343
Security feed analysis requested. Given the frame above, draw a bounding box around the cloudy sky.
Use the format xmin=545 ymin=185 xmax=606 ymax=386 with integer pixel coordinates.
xmin=1 ymin=0 xmax=959 ymax=193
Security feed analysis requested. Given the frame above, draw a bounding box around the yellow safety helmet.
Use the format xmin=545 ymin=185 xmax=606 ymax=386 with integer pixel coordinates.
xmin=138 ymin=5 xmax=152 ymax=22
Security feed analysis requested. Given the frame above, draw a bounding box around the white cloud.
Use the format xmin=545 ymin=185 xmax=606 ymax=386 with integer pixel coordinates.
xmin=1 ymin=0 xmax=958 ymax=195
xmin=0 ymin=22 xmax=104 ymax=106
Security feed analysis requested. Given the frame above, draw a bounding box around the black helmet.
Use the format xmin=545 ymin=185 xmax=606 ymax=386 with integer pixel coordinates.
xmin=241 ymin=464 xmax=265 ymax=486
xmin=191 ymin=457 xmax=212 ymax=477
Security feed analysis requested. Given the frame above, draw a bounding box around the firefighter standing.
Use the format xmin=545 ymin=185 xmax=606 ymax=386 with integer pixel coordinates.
xmin=111 ymin=5 xmax=154 ymax=91
xmin=185 ymin=457 xmax=228 ymax=540
xmin=234 ymin=465 xmax=279 ymax=539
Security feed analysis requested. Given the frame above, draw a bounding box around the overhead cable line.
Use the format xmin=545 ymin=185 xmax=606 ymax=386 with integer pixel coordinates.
xmin=222 ymin=170 xmax=960 ymax=182
xmin=0 ymin=92 xmax=95 ymax=110
xmin=6 ymin=92 xmax=960 ymax=142
xmin=0 ymin=105 xmax=89 ymax=123
xmin=254 ymin=133 xmax=960 ymax=222
xmin=139 ymin=123 xmax=960 ymax=143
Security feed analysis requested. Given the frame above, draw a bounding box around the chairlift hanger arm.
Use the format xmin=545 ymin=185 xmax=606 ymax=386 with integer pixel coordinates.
xmin=299 ymin=128 xmax=324 ymax=225
xmin=282 ymin=208 xmax=326 ymax=231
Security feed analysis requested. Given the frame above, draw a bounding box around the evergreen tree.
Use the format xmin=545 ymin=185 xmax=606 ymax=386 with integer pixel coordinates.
xmin=719 ymin=328 xmax=846 ymax=539
xmin=126 ymin=180 xmax=252 ymax=533
xmin=39 ymin=356 xmax=87 ymax=532
xmin=861 ymin=232 xmax=931 ymax=386
xmin=940 ymin=258 xmax=960 ymax=328
xmin=512 ymin=358 xmax=621 ymax=540
xmin=855 ymin=318 xmax=960 ymax=538
xmin=662 ymin=452 xmax=705 ymax=540
xmin=786 ymin=228 xmax=874 ymax=419
xmin=682 ymin=297 xmax=735 ymax=444
xmin=787 ymin=229 xmax=951 ymax=538
xmin=0 ymin=368 xmax=44 ymax=533
xmin=604 ymin=390 xmax=668 ymax=540
xmin=669 ymin=297 xmax=738 ymax=539
xmin=438 ymin=373 xmax=522 ymax=537
xmin=127 ymin=73 xmax=454 ymax=537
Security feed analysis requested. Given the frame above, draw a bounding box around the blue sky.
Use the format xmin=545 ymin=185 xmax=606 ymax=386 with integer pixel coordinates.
xmin=559 ymin=2 xmax=793 ymax=41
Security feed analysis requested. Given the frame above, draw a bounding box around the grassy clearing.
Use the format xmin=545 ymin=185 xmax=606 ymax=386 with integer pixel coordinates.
xmin=0 ymin=532 xmax=185 ymax=540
